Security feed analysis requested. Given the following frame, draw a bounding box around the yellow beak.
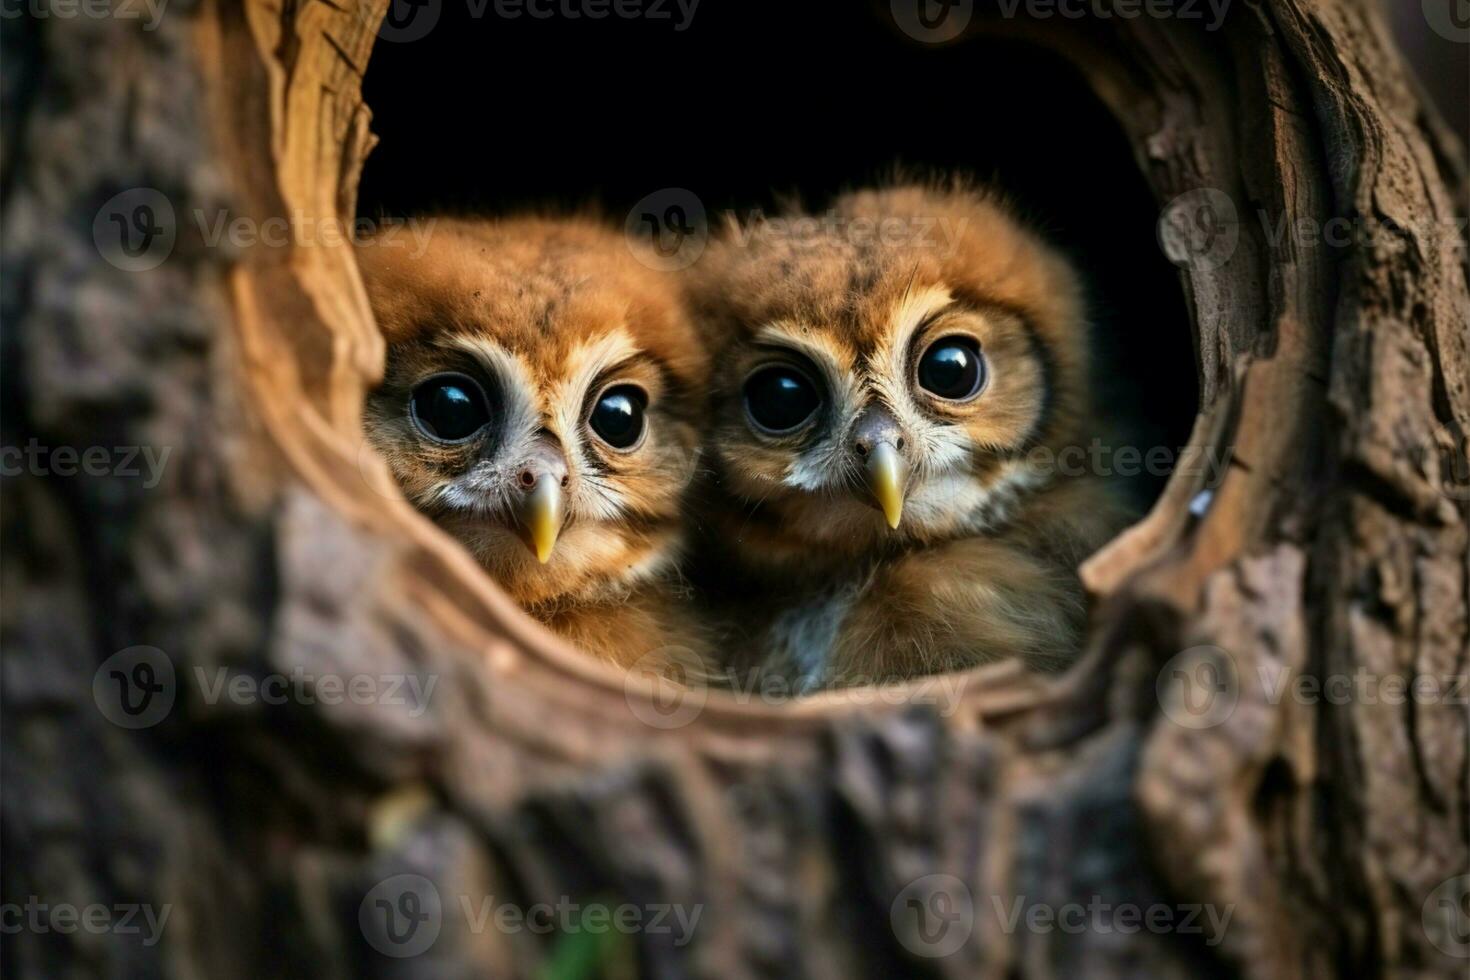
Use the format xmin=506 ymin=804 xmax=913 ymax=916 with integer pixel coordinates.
xmin=517 ymin=480 xmax=564 ymax=564
xmin=866 ymin=442 xmax=907 ymax=530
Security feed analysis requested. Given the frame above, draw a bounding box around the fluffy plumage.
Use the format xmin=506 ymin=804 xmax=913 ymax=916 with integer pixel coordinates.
xmin=689 ymin=184 xmax=1137 ymax=687
xmin=359 ymin=216 xmax=711 ymax=669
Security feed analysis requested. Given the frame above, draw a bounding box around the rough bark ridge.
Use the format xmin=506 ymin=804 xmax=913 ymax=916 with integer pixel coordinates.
xmin=2 ymin=1 xmax=1466 ymax=978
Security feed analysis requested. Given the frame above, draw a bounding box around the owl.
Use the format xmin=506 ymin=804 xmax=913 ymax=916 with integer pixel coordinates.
xmin=358 ymin=216 xmax=712 ymax=670
xmin=690 ymin=184 xmax=1138 ymax=688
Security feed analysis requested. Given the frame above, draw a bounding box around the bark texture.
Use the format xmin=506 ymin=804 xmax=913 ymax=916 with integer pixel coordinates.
xmin=2 ymin=1 xmax=1466 ymax=978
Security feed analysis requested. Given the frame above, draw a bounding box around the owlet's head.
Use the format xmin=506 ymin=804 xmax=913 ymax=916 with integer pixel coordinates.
xmin=692 ymin=184 xmax=1091 ymax=569
xmin=359 ymin=217 xmax=708 ymax=608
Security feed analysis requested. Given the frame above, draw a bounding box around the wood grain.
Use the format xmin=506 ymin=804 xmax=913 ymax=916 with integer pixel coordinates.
xmin=2 ymin=1 xmax=1465 ymax=977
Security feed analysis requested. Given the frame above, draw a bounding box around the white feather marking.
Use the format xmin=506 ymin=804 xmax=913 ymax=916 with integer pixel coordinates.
xmin=750 ymin=323 xmax=865 ymax=493
xmin=549 ymin=329 xmax=642 ymax=443
xmin=445 ymin=336 xmax=541 ymax=451
xmin=442 ymin=331 xmax=649 ymax=525
xmin=866 ymin=285 xmax=981 ymax=484
xmin=551 ymin=329 xmax=644 ymax=521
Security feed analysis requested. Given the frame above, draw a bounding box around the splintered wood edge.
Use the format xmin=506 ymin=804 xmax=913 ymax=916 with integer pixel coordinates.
xmin=208 ymin=0 xmax=1300 ymax=734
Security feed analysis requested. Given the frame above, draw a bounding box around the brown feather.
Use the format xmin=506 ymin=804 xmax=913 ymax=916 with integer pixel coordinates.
xmin=689 ymin=184 xmax=1139 ymax=687
xmin=359 ymin=216 xmax=714 ymax=669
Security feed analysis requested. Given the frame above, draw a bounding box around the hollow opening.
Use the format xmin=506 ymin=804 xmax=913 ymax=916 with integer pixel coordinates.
xmin=355 ymin=2 xmax=1201 ymax=694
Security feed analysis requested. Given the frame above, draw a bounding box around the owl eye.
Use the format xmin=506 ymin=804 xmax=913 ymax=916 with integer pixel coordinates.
xmin=409 ymin=374 xmax=491 ymax=442
xmin=744 ymin=366 xmax=821 ymax=434
xmin=588 ymin=385 xmax=647 ymax=450
xmin=917 ymin=336 xmax=985 ymax=401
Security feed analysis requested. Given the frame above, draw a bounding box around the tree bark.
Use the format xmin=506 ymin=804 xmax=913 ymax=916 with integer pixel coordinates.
xmin=2 ymin=1 xmax=1466 ymax=979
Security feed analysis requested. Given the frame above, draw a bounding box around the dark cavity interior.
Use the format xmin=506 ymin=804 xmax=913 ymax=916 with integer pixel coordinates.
xmin=359 ymin=1 xmax=1200 ymax=507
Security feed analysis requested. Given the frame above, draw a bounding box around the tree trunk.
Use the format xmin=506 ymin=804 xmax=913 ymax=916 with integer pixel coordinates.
xmin=3 ymin=1 xmax=1466 ymax=978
